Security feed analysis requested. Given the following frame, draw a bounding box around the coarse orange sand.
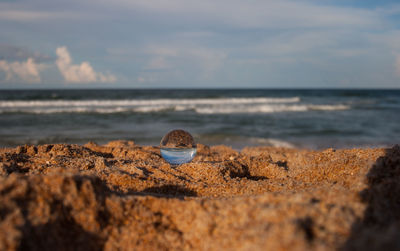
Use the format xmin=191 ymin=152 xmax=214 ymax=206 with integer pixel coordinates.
xmin=0 ymin=141 xmax=399 ymax=250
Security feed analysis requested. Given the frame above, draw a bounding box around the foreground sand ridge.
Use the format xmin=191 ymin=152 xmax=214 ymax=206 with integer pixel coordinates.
xmin=0 ymin=141 xmax=399 ymax=250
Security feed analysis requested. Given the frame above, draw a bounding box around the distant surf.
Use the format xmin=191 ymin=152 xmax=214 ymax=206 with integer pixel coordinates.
xmin=0 ymin=97 xmax=349 ymax=114
xmin=0 ymin=89 xmax=399 ymax=149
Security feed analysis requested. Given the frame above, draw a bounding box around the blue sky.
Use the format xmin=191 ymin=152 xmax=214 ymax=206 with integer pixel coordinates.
xmin=0 ymin=0 xmax=400 ymax=88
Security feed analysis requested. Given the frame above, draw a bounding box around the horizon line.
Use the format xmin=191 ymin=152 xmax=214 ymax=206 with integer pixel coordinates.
xmin=1 ymin=87 xmax=400 ymax=91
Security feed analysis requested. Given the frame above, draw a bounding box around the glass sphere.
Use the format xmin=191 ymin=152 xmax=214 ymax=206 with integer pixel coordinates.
xmin=160 ymin=129 xmax=197 ymax=165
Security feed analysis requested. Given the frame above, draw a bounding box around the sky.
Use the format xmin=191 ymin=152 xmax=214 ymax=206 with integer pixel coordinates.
xmin=0 ymin=0 xmax=400 ymax=89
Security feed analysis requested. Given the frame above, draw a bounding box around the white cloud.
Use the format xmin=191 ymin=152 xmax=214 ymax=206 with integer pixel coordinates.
xmin=0 ymin=44 xmax=52 ymax=62
xmin=139 ymin=44 xmax=227 ymax=82
xmin=100 ymin=0 xmax=380 ymax=29
xmin=188 ymin=48 xmax=226 ymax=78
xmin=56 ymin=46 xmax=116 ymax=83
xmin=0 ymin=58 xmax=45 ymax=83
xmin=0 ymin=10 xmax=69 ymax=21
xmin=145 ymin=57 xmax=170 ymax=70
xmin=0 ymin=1 xmax=82 ymax=22
xmin=137 ymin=75 xmax=158 ymax=84
xmin=0 ymin=0 xmax=384 ymax=29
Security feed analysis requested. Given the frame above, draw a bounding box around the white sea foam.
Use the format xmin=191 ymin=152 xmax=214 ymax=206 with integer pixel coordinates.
xmin=1 ymin=107 xmax=136 ymax=114
xmin=0 ymin=97 xmax=300 ymax=108
xmin=249 ymin=137 xmax=296 ymax=148
xmin=0 ymin=97 xmax=351 ymax=114
xmin=195 ymin=104 xmax=350 ymax=114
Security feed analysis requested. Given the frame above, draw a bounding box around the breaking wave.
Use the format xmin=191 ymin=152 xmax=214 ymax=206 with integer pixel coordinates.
xmin=0 ymin=97 xmax=350 ymax=114
xmin=0 ymin=97 xmax=300 ymax=108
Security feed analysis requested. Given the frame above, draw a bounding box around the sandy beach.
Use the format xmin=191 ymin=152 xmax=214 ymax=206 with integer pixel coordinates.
xmin=0 ymin=141 xmax=399 ymax=250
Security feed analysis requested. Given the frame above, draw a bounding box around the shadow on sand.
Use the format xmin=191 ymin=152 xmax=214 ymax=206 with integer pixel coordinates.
xmin=342 ymin=145 xmax=400 ymax=251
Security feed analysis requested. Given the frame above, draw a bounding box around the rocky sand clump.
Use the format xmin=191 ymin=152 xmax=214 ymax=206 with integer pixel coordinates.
xmin=0 ymin=141 xmax=399 ymax=250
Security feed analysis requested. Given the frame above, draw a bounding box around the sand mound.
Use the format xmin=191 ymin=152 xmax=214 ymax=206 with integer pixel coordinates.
xmin=0 ymin=141 xmax=399 ymax=250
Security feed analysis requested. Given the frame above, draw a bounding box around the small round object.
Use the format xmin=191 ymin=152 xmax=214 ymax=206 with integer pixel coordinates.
xmin=160 ymin=129 xmax=197 ymax=165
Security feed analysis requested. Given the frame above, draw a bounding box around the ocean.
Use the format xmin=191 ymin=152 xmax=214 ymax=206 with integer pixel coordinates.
xmin=0 ymin=89 xmax=399 ymax=149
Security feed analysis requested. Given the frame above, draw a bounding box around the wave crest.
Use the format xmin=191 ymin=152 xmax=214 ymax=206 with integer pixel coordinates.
xmin=0 ymin=97 xmax=350 ymax=114
xmin=0 ymin=97 xmax=300 ymax=108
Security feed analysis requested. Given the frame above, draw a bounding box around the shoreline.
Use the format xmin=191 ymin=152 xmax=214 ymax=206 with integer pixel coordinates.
xmin=0 ymin=141 xmax=398 ymax=250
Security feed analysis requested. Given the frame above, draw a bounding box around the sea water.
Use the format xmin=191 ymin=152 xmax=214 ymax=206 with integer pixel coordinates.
xmin=1 ymin=89 xmax=400 ymax=149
